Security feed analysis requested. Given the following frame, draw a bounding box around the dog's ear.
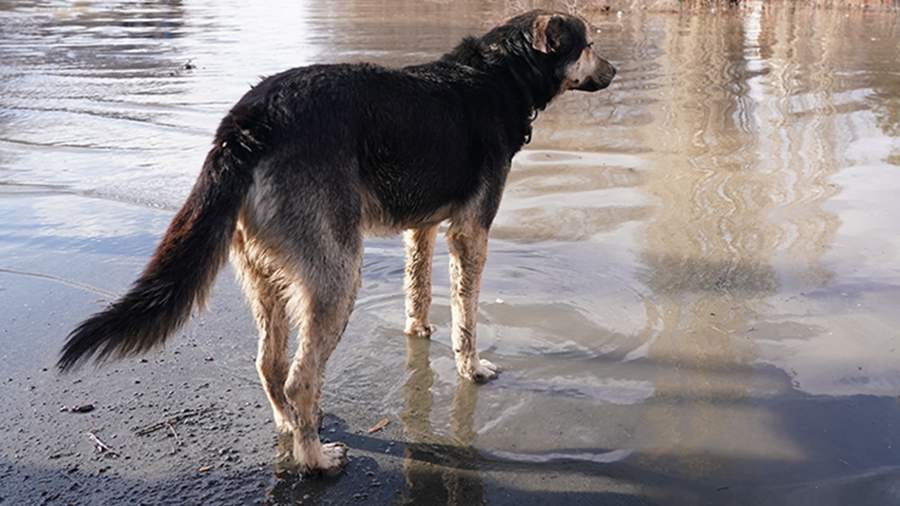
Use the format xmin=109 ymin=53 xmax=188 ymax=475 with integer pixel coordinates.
xmin=531 ymin=14 xmax=563 ymax=54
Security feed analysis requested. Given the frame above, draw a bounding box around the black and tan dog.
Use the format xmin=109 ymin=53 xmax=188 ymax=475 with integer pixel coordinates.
xmin=58 ymin=10 xmax=615 ymax=474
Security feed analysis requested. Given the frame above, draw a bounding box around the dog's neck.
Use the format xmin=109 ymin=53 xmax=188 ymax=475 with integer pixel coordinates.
xmin=441 ymin=37 xmax=559 ymax=145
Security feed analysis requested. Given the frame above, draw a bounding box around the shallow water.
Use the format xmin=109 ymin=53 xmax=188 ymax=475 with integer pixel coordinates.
xmin=2 ymin=1 xmax=900 ymax=504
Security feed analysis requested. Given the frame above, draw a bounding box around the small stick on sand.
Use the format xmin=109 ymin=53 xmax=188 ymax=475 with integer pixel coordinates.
xmin=367 ymin=416 xmax=391 ymax=434
xmin=166 ymin=422 xmax=180 ymax=443
xmin=166 ymin=421 xmax=181 ymax=453
xmin=135 ymin=406 xmax=216 ymax=436
xmin=86 ymin=431 xmax=119 ymax=457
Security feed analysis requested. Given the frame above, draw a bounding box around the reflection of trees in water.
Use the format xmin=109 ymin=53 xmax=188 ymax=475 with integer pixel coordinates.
xmin=635 ymin=11 xmax=764 ymax=476
xmin=640 ymin=8 xmax=773 ymax=295
xmin=633 ymin=3 xmax=853 ymax=476
xmin=399 ymin=337 xmax=484 ymax=505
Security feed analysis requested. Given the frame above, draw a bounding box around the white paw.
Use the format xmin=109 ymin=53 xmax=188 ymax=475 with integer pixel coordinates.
xmin=404 ymin=321 xmax=435 ymax=338
xmin=461 ymin=358 xmax=501 ymax=383
xmin=318 ymin=442 xmax=349 ymax=475
xmin=299 ymin=442 xmax=349 ymax=476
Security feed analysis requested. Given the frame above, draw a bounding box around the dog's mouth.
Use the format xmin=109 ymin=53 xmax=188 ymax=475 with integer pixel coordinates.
xmin=573 ymin=74 xmax=613 ymax=92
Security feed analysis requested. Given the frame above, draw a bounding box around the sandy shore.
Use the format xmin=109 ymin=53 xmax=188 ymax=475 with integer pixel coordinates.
xmin=0 ymin=193 xmax=657 ymax=505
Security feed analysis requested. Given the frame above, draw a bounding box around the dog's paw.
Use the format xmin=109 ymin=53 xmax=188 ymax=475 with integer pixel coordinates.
xmin=296 ymin=442 xmax=349 ymax=477
xmin=317 ymin=442 xmax=350 ymax=476
xmin=460 ymin=358 xmax=501 ymax=383
xmin=404 ymin=320 xmax=435 ymax=338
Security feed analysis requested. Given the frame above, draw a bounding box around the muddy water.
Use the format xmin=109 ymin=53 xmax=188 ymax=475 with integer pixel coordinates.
xmin=2 ymin=1 xmax=900 ymax=504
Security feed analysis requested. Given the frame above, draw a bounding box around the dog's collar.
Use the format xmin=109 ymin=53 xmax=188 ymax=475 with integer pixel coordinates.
xmin=524 ymin=108 xmax=538 ymax=144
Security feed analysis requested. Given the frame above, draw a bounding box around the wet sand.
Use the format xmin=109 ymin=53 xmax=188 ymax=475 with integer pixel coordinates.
xmin=3 ymin=0 xmax=900 ymax=504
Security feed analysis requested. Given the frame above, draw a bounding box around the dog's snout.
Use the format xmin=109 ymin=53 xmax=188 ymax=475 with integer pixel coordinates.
xmin=598 ymin=57 xmax=616 ymax=80
xmin=605 ymin=61 xmax=617 ymax=79
xmin=573 ymin=55 xmax=615 ymax=92
xmin=592 ymin=56 xmax=616 ymax=89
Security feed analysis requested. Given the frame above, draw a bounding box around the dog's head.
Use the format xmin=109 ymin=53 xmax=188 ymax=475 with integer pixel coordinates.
xmin=480 ymin=10 xmax=616 ymax=101
xmin=525 ymin=11 xmax=616 ymax=93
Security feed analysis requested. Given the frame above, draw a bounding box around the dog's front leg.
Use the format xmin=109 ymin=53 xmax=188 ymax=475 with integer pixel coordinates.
xmin=404 ymin=224 xmax=438 ymax=337
xmin=447 ymin=223 xmax=500 ymax=382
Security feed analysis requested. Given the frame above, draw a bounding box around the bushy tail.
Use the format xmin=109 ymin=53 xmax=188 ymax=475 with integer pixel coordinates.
xmin=58 ymin=115 xmax=264 ymax=372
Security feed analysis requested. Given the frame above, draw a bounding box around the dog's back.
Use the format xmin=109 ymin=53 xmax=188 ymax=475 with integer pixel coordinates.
xmin=240 ymin=62 xmax=519 ymax=231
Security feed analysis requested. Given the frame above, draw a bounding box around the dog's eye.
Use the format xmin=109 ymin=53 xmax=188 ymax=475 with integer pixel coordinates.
xmin=586 ymin=42 xmax=594 ymax=48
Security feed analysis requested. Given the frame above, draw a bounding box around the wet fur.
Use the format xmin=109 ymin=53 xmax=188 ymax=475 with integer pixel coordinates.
xmin=57 ymin=10 xmax=615 ymax=474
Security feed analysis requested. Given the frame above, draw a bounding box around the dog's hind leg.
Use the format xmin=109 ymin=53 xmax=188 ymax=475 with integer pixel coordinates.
xmin=282 ymin=236 xmax=362 ymax=475
xmin=404 ymin=224 xmax=439 ymax=337
xmin=232 ymin=226 xmax=291 ymax=432
xmin=447 ymin=222 xmax=500 ymax=383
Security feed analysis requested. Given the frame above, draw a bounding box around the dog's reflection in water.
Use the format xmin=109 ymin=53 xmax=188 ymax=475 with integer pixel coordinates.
xmin=269 ymin=337 xmax=485 ymax=503
xmin=400 ymin=337 xmax=485 ymax=505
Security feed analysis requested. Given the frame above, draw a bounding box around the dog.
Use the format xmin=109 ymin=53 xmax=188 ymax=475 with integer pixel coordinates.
xmin=58 ymin=9 xmax=615 ymax=475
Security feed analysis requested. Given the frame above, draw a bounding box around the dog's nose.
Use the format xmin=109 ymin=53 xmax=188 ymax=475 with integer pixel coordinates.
xmin=599 ymin=58 xmax=616 ymax=80
xmin=596 ymin=59 xmax=616 ymax=88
